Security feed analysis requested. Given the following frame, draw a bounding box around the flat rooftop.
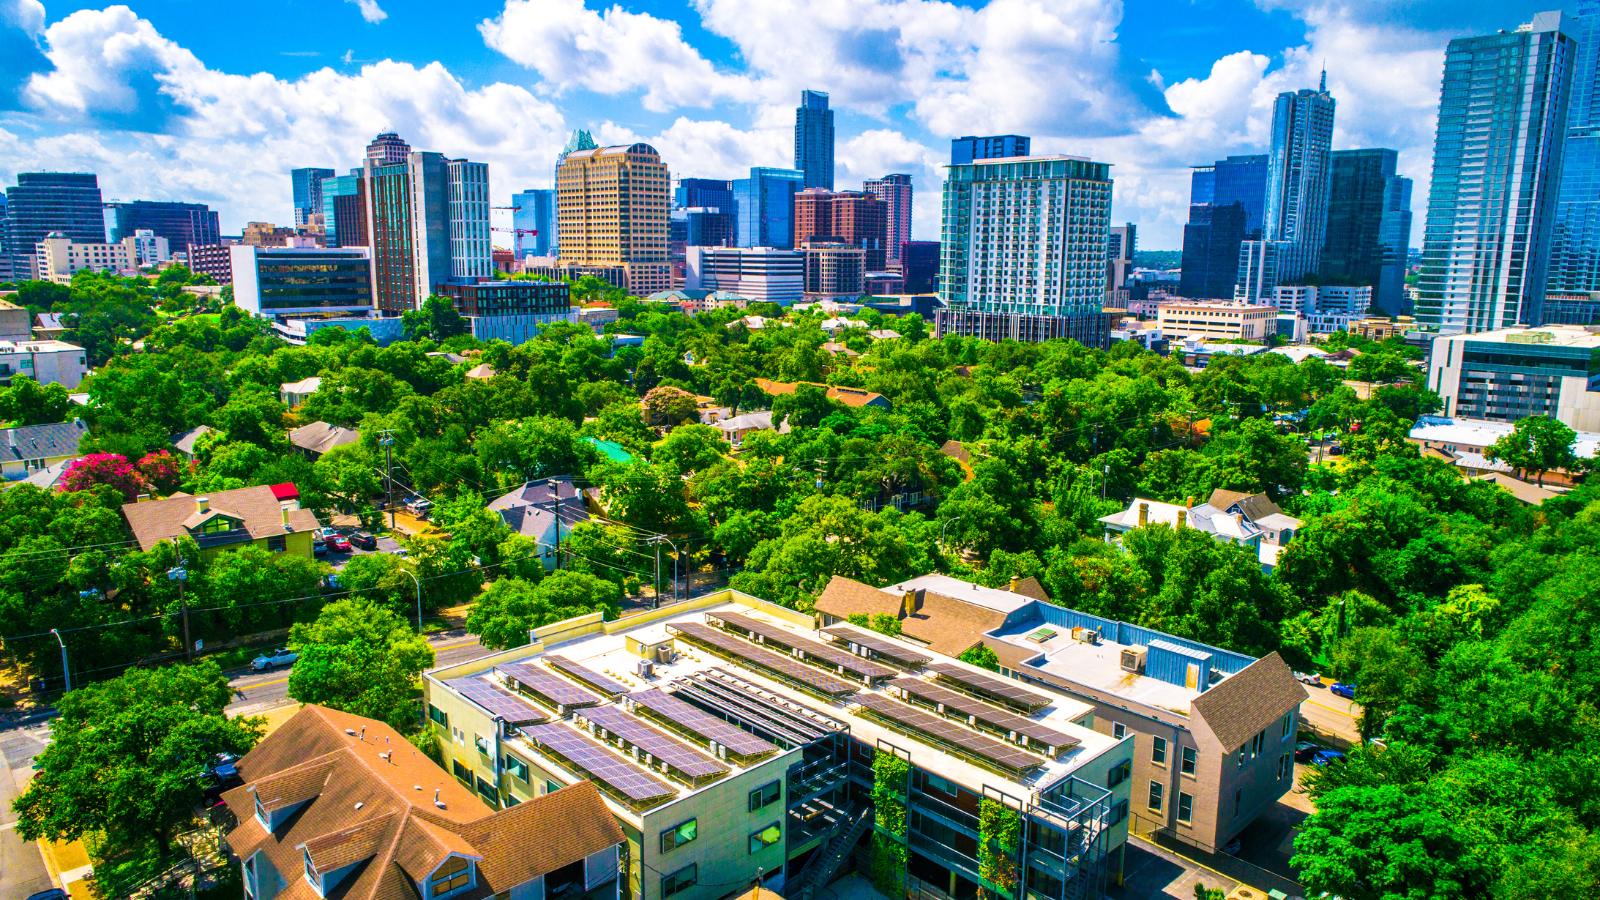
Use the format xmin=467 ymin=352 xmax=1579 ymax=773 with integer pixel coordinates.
xmin=1448 ymin=324 xmax=1600 ymax=348
xmin=1412 ymin=415 xmax=1600 ymax=459
xmin=985 ymin=620 xmax=1209 ymax=715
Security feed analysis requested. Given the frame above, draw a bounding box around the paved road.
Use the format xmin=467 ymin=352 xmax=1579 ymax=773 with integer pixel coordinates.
xmin=1298 ymin=685 xmax=1363 ymax=746
xmin=225 ymin=631 xmax=490 ymax=716
xmin=0 ymin=715 xmax=55 ymax=900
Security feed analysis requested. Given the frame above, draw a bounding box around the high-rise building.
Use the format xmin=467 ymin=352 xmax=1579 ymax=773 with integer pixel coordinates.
xmin=363 ymin=146 xmax=492 ymax=313
xmin=448 ymin=159 xmax=492 ymax=282
xmin=365 ymin=133 xmax=411 ymax=166
xmin=556 ymin=143 xmax=672 ymax=297
xmin=950 ymin=135 xmax=1031 ymax=165
xmin=938 ymin=155 xmax=1116 ymax=346
xmin=1107 ymin=223 xmax=1136 ymax=293
xmin=794 ymin=90 xmax=834 ymax=190
xmin=511 ymin=189 xmax=555 ymax=258
xmin=1180 ymin=155 xmax=1268 ymax=299
xmin=230 ymin=246 xmax=374 ymax=317
xmin=1238 ymin=74 xmax=1337 ymax=300
xmin=1418 ymin=11 xmax=1577 ymax=332
xmin=732 ymin=168 xmax=804 ymax=249
xmin=1549 ymin=1 xmax=1600 ymax=295
xmin=5 ymin=173 xmax=105 ymax=280
xmin=900 ymin=240 xmax=940 ymax=294
xmin=674 ymin=178 xmax=735 ymax=213
xmin=103 ymin=200 xmax=221 ymax=249
xmin=802 ymin=242 xmax=865 ymax=297
xmin=793 ymin=189 xmax=889 ymax=270
xmin=291 ymin=167 xmax=335 ymax=227
xmin=1319 ymin=149 xmax=1411 ymax=316
xmin=553 ymin=129 xmax=599 ymax=257
xmin=863 ymin=174 xmax=912 ymax=267
xmin=685 ymin=246 xmax=804 ymax=306
xmin=320 ymin=174 xmax=366 ymax=248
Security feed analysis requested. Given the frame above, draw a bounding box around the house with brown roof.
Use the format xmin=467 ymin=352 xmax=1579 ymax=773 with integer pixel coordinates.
xmin=120 ymin=485 xmax=322 ymax=560
xmin=222 ymin=705 xmax=625 ymax=900
xmin=754 ymin=379 xmax=891 ymax=411
xmin=289 ymin=422 xmax=361 ymax=460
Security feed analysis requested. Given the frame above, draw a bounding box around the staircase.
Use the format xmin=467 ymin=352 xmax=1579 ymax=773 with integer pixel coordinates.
xmin=792 ymin=804 xmax=873 ymax=900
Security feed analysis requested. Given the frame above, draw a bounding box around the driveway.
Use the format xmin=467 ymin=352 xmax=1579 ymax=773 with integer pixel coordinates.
xmin=316 ymin=526 xmax=405 ymax=571
xmin=0 ymin=715 xmax=56 ymax=900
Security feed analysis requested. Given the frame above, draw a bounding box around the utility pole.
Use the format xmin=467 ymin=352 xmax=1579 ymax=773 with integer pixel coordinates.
xmin=380 ymin=430 xmax=396 ymax=531
xmin=169 ymin=538 xmax=191 ymax=662
xmin=1102 ymin=464 xmax=1109 ymax=502
xmin=652 ymin=539 xmax=662 ymax=609
xmin=50 ymin=629 xmax=69 ymax=693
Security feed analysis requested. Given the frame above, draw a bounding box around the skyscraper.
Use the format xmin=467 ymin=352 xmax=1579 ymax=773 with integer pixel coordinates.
xmin=863 ymin=174 xmax=912 ymax=268
xmin=950 ymin=136 xmax=1031 ymax=165
xmin=363 ymin=146 xmax=491 ymax=313
xmin=1549 ymin=1 xmax=1600 ymax=294
xmin=320 ymin=174 xmax=365 ymax=248
xmin=794 ymin=189 xmax=889 ymax=270
xmin=1377 ymin=176 xmax=1414 ymax=314
xmin=555 ymin=143 xmax=672 ymax=297
xmin=675 ymin=178 xmax=735 ymax=212
xmin=938 ymin=155 xmax=1116 ymax=346
xmin=1320 ymin=149 xmax=1412 ymax=315
xmin=511 ymin=189 xmax=555 ymax=258
xmin=366 ymin=133 xmax=411 ymax=166
xmin=104 ymin=200 xmax=221 ymax=249
xmin=291 ymin=167 xmax=335 ymax=227
xmin=794 ymin=90 xmax=834 ymax=190
xmin=1180 ymin=155 xmax=1268 ymax=299
xmin=1237 ymin=74 xmax=1336 ymax=300
xmin=1418 ymin=12 xmax=1576 ymax=331
xmin=1107 ymin=223 xmax=1136 ymax=294
xmin=5 ymin=173 xmax=105 ymax=281
xmin=553 ymin=129 xmax=599 ymax=258
xmin=732 ymin=168 xmax=804 ymax=249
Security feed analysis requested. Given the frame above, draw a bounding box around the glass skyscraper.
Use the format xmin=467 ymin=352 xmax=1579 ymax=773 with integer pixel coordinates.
xmin=794 ymin=90 xmax=834 ymax=190
xmin=1417 ymin=11 xmax=1577 ymax=332
xmin=320 ymin=174 xmax=364 ymax=248
xmin=733 ymin=167 xmax=804 ymax=249
xmin=949 ymin=135 xmax=1031 ymax=165
xmin=1179 ymin=155 xmax=1266 ymax=298
xmin=675 ymin=178 xmax=735 ymax=213
xmin=5 ymin=172 xmax=105 ymax=281
xmin=511 ymin=189 xmax=555 ymax=258
xmin=1320 ymin=149 xmax=1412 ymax=315
xmin=1549 ymin=1 xmax=1600 ymax=295
xmin=1255 ymin=77 xmax=1336 ymax=288
xmin=291 ymin=167 xmax=334 ymax=227
xmin=104 ymin=200 xmax=221 ymax=249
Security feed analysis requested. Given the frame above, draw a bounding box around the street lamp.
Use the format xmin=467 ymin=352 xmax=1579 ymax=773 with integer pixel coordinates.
xmin=940 ymin=516 xmax=963 ymax=549
xmin=50 ymin=628 xmax=69 ymax=693
xmin=401 ymin=569 xmax=422 ymax=634
xmin=648 ymin=535 xmax=682 ymax=605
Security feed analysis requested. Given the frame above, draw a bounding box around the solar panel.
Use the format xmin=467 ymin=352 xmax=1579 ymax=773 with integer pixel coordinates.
xmin=679 ymin=669 xmax=837 ymax=745
xmin=925 ymin=662 xmax=1053 ymax=711
xmin=546 ymin=655 xmax=631 ymax=696
xmin=670 ymin=680 xmax=819 ymax=749
xmin=668 ymin=622 xmax=860 ymax=696
xmin=709 ymin=611 xmax=898 ymax=681
xmin=523 ymin=723 xmax=677 ymax=806
xmin=498 ymin=663 xmax=604 ymax=709
xmin=852 ymin=693 xmax=1044 ymax=773
xmin=887 ymin=677 xmax=1080 ymax=754
xmin=444 ymin=677 xmax=549 ymax=726
xmin=626 ymin=690 xmax=777 ymax=758
xmin=576 ymin=704 xmax=729 ymax=780
xmin=820 ymin=624 xmax=934 ymax=667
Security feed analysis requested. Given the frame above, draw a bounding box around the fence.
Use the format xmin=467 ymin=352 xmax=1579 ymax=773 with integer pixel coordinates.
xmin=1126 ymin=811 xmax=1304 ymax=898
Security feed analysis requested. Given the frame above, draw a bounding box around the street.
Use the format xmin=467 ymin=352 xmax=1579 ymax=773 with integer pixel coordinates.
xmin=1297 ymin=685 xmax=1363 ymax=747
xmin=225 ymin=630 xmax=490 ymax=716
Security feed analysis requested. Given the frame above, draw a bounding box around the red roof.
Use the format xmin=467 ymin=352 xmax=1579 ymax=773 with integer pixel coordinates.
xmin=269 ymin=483 xmax=300 ymax=500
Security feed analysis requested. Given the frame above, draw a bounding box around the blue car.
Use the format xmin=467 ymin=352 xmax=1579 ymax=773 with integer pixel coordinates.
xmin=1330 ymin=682 xmax=1356 ymax=700
xmin=1311 ymin=750 xmax=1346 ymax=766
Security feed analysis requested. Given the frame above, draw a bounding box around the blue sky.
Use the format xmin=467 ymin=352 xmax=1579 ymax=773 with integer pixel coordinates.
xmin=0 ymin=0 xmax=1558 ymax=248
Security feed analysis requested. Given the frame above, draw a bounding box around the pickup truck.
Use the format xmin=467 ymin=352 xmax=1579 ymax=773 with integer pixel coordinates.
xmin=250 ymin=648 xmax=298 ymax=671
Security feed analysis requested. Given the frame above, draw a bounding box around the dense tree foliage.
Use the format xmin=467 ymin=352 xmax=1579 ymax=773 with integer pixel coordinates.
xmin=287 ymin=598 xmax=435 ymax=731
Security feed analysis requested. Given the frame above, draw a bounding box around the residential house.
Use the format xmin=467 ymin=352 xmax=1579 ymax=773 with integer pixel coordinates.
xmin=819 ymin=342 xmax=859 ymax=359
xmin=32 ymin=312 xmax=69 ymax=340
xmin=279 ymin=376 xmax=322 ymax=408
xmin=466 ymin=363 xmax=498 ymax=381
xmin=1409 ymin=415 xmax=1598 ymax=487
xmin=755 ymin=378 xmax=891 ymax=411
xmin=1098 ymin=494 xmax=1293 ymax=571
xmin=487 ymin=477 xmax=589 ymax=570
xmin=170 ymin=425 xmax=215 ymax=461
xmin=221 ymin=704 xmax=626 ymax=900
xmin=866 ymin=329 xmax=901 ymax=341
xmin=289 ymin=422 xmax=360 ymax=460
xmin=715 ymin=411 xmax=790 ymax=449
xmin=1205 ymin=489 xmax=1302 ymax=548
xmin=120 ymin=485 xmax=321 ymax=559
xmin=0 ymin=421 xmax=88 ymax=481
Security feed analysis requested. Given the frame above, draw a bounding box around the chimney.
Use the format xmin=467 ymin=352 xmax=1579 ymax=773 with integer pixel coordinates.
xmin=1184 ymin=496 xmax=1194 ymax=509
xmin=1137 ymin=502 xmax=1148 ymax=526
xmin=1009 ymin=576 xmax=1021 ymax=593
xmin=196 ymin=497 xmax=210 ymax=514
xmin=1177 ymin=509 xmax=1187 ymax=529
xmin=281 ymin=505 xmax=290 ymax=527
xmin=902 ymin=590 xmax=916 ymax=618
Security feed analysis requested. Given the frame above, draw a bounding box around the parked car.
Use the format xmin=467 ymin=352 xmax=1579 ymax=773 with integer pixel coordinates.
xmin=1294 ymin=740 xmax=1325 ymax=762
xmin=312 ymin=539 xmax=328 ymax=557
xmin=350 ymin=531 xmax=377 ymax=550
xmin=26 ymin=890 xmax=68 ymax=900
xmin=320 ymin=526 xmax=340 ymax=540
xmin=328 ymin=534 xmax=352 ymax=553
xmin=207 ymin=752 xmax=239 ymax=783
xmin=1311 ymin=749 xmax=1347 ymax=766
xmin=1221 ymin=837 xmax=1242 ymax=856
xmin=405 ymin=498 xmax=433 ymax=518
xmin=1294 ymin=671 xmax=1322 ymax=686
xmin=250 ymin=648 xmax=298 ymax=671
xmin=1330 ymin=682 xmax=1357 ymax=700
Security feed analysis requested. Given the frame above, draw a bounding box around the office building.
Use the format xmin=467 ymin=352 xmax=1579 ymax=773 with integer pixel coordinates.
xmin=319 ymin=174 xmax=365 ymax=248
xmin=554 ymin=129 xmax=601 ymax=257
xmin=365 ymin=132 xmax=410 ymax=166
xmin=794 ymin=189 xmax=889 ymax=271
xmin=447 ymin=158 xmax=493 ymax=282
xmin=35 ymin=232 xmax=133 ymax=283
xmin=733 ymin=167 xmax=804 ymax=249
xmin=360 ymin=139 xmax=492 ymax=312
xmin=103 ymin=200 xmax=221 ymax=249
xmin=290 ymin=167 xmax=335 ymax=227
xmin=1156 ymin=301 xmax=1277 ymax=342
xmin=685 ymin=246 xmax=803 ymax=306
xmin=1237 ymin=76 xmax=1337 ymax=300
xmin=802 ymin=242 xmax=865 ymax=297
xmin=230 ymin=246 xmax=373 ymax=317
xmin=676 ymin=209 xmax=735 ymax=248
xmin=511 ymin=188 xmax=555 ymax=258
xmin=1417 ymin=11 xmax=1577 ymax=332
xmin=794 ymin=90 xmax=835 ymax=190
xmin=438 ymin=277 xmax=577 ymax=343
xmin=900 ymin=240 xmax=939 ymax=293
xmin=938 ymin=154 xmax=1117 ymax=347
xmin=1269 ymin=284 xmax=1370 ymax=317
xmin=0 ymin=336 xmax=88 ymax=388
xmin=1235 ymin=241 xmax=1283 ymax=304
xmin=1427 ymin=325 xmax=1600 ymax=428
xmin=5 ymin=173 xmax=105 ymax=281
xmin=950 ymin=135 xmax=1031 ymax=165
xmin=125 ymin=229 xmax=169 ymax=266
xmin=1319 ymin=149 xmax=1411 ymax=315
xmin=556 ymin=143 xmax=672 ymax=297
xmin=1550 ymin=2 xmax=1600 ymax=295
xmin=241 ymin=222 xmax=298 ymax=247
xmin=863 ymin=174 xmax=913 ymax=266
xmin=1179 ymin=204 xmax=1248 ymax=300
xmin=1107 ymin=223 xmax=1136 ymax=294
xmin=425 ymin=587 xmax=1132 ymax=900
xmin=186 ymin=244 xmax=234 ymax=285
xmin=675 ymin=178 xmax=735 ymax=213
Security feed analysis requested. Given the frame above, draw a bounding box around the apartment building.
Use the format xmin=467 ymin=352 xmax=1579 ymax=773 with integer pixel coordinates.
xmin=557 ymin=144 xmax=673 ymax=297
xmin=685 ymin=247 xmax=803 ymax=306
xmin=425 ymin=590 xmax=1130 ymax=900
xmin=1156 ymin=301 xmax=1276 ymax=342
xmin=802 ymin=242 xmax=866 ymax=298
xmin=34 ymin=232 xmax=133 ymax=283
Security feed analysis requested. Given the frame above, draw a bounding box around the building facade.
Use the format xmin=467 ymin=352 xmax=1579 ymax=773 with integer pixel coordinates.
xmin=290 ymin=167 xmax=335 ymax=227
xmin=1107 ymin=223 xmax=1136 ymax=295
xmin=1319 ymin=149 xmax=1412 ymax=315
xmin=557 ymin=143 xmax=673 ymax=297
xmin=794 ymin=189 xmax=889 ymax=271
xmin=950 ymin=135 xmax=1031 ymax=165
xmin=685 ymin=247 xmax=803 ymax=306
xmin=1427 ymin=324 xmax=1600 ymax=428
xmin=675 ymin=178 xmax=736 ymax=213
xmin=5 ymin=173 xmax=106 ymax=282
xmin=1416 ymin=12 xmax=1577 ymax=332
xmin=365 ymin=132 xmax=410 ymax=166
xmin=802 ymin=242 xmax=865 ymax=297
xmin=733 ymin=168 xmax=804 ymax=250
xmin=448 ymin=159 xmax=493 ymax=282
xmin=35 ymin=233 xmax=133 ymax=283
xmin=230 ymin=246 xmax=374 ymax=317
xmin=1237 ymin=78 xmax=1337 ymax=301
xmin=512 ymin=188 xmax=556 ymax=258
xmin=794 ymin=90 xmax=835 ymax=190
xmin=319 ymin=174 xmax=365 ymax=248
xmin=1179 ymin=203 xmax=1248 ymax=300
xmin=1549 ymin=1 xmax=1600 ymax=295
xmin=1156 ymin=301 xmax=1277 ymax=343
xmin=900 ymin=240 xmax=940 ymax=294
xmin=362 ymin=147 xmax=492 ymax=312
xmin=103 ymin=200 xmax=220 ymax=249
xmin=863 ymin=174 xmax=913 ymax=267
xmin=187 ymin=244 xmax=234 ymax=285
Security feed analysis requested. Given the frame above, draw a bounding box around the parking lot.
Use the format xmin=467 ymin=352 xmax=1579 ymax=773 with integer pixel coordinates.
xmin=315 ymin=525 xmax=405 ymax=569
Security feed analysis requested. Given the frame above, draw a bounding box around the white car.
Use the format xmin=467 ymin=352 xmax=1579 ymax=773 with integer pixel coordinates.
xmin=250 ymin=648 xmax=298 ymax=671
xmin=1294 ymin=671 xmax=1323 ymax=686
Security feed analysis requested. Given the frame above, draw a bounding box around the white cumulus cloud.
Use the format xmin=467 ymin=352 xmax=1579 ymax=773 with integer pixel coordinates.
xmin=347 ymin=0 xmax=387 ymax=25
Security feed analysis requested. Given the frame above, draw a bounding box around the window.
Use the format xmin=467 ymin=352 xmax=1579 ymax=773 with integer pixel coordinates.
xmin=254 ymin=794 xmax=269 ymax=830
xmin=304 ymin=850 xmax=320 ymax=890
xmin=1177 ymin=793 xmax=1193 ymax=825
xmin=201 ymin=517 xmax=234 ymax=535
xmin=452 ymin=759 xmax=472 ymax=785
xmin=244 ymin=855 xmax=258 ymax=899
xmin=749 ymin=780 xmax=781 ymax=812
xmin=661 ymin=864 xmax=697 ymax=899
xmin=1107 ymin=759 xmax=1130 ymax=788
xmin=661 ymin=819 xmax=698 ymax=853
xmin=503 ymin=755 xmax=529 ymax=782
xmin=1280 ymin=713 xmax=1294 ymax=739
xmin=476 ymin=776 xmax=497 ymax=805
xmin=1152 ymin=737 xmax=1167 ymax=765
xmin=1147 ymin=781 xmax=1163 ymax=812
xmin=431 ymin=856 xmax=472 ymax=898
xmin=1181 ymin=747 xmax=1196 ymax=776
xmin=475 ymin=734 xmax=490 ymax=756
xmin=1112 ymin=722 xmax=1126 ymax=740
xmin=1237 ymin=749 xmax=1245 ymax=769
xmin=1108 ymin=799 xmax=1128 ymax=825
xmin=429 ymin=705 xmax=448 ymax=727
xmin=267 ymin=535 xmax=286 ymax=552
xmin=1233 ymin=788 xmax=1242 ymax=819
xmin=546 ymin=780 xmax=561 ymax=794
xmin=1277 ymin=754 xmax=1289 ymax=781
xmin=749 ymin=822 xmax=781 ymax=854
xmin=1251 ymin=731 xmax=1265 ymax=758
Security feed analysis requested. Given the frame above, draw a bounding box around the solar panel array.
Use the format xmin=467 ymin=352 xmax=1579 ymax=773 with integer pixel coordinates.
xmin=675 ymin=669 xmax=841 ymax=747
xmin=578 ymin=704 xmax=729 ymax=780
xmin=710 ymin=612 xmax=897 ymax=681
xmin=925 ymin=662 xmax=1053 ymax=711
xmin=546 ymin=655 xmax=631 ymax=696
xmin=626 ymin=689 xmax=777 ymax=758
xmin=852 ymin=693 xmax=1043 ymax=773
xmin=820 ymin=624 xmax=933 ymax=667
xmin=887 ymin=677 xmax=1080 ymax=754
xmin=523 ymin=723 xmax=677 ymax=806
xmin=668 ymin=621 xmax=860 ymax=696
xmin=444 ymin=677 xmax=549 ymax=726
xmin=498 ymin=663 xmax=604 ymax=709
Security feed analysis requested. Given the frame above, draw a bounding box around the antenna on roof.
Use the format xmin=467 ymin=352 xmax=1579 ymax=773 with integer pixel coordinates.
xmin=434 ymin=789 xmax=446 ymax=809
xmin=359 ymin=725 xmax=366 ymax=740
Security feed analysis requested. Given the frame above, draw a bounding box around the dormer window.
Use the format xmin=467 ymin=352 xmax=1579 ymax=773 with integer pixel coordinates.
xmin=429 ymin=856 xmax=473 ymax=899
xmin=255 ymin=794 xmax=269 ymax=830
xmin=201 ymin=516 xmax=237 ymax=535
xmin=304 ymin=850 xmax=321 ymax=892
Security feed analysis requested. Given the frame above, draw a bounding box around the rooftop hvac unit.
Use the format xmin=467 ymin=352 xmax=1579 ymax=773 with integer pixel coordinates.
xmin=636 ymin=659 xmax=654 ymax=679
xmin=1071 ymin=626 xmax=1086 ymax=641
xmin=1083 ymin=630 xmax=1101 ymax=644
xmin=1120 ymin=646 xmax=1147 ymax=673
xmin=656 ymin=645 xmax=673 ymax=664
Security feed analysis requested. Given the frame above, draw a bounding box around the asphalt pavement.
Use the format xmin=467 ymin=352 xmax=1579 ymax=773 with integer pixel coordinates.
xmin=0 ymin=714 xmax=55 ymax=900
xmin=225 ymin=630 xmax=490 ymax=716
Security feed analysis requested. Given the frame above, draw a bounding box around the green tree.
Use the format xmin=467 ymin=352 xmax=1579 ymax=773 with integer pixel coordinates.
xmin=0 ymin=377 xmax=72 ymax=426
xmin=401 ymin=295 xmax=468 ymax=341
xmin=642 ymin=385 xmax=699 ymax=425
xmin=959 ymin=644 xmax=1001 ymax=671
xmin=1292 ymin=784 xmax=1489 ymax=900
xmin=1484 ymin=414 xmax=1578 ymax=486
xmin=287 ymin=598 xmax=435 ymax=732
xmin=467 ymin=571 xmax=621 ymax=649
xmin=654 ymin=423 xmax=730 ymax=474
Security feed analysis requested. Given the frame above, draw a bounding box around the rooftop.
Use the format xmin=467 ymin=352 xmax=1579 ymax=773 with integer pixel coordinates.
xmin=121 ymin=484 xmax=321 ymax=551
xmin=1441 ymin=324 xmax=1600 ymax=348
xmin=1411 ymin=415 xmax=1600 ymax=459
xmin=0 ymin=420 xmax=88 ymax=463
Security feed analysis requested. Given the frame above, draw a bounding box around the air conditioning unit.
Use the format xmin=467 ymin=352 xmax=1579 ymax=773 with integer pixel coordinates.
xmin=1083 ymin=630 xmax=1101 ymax=645
xmin=636 ymin=659 xmax=655 ymax=679
xmin=656 ymin=645 xmax=674 ymax=664
xmin=1120 ymin=646 xmax=1147 ymax=673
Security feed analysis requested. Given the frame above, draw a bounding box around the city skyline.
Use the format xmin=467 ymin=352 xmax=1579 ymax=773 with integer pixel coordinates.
xmin=0 ymin=0 xmax=1554 ymax=250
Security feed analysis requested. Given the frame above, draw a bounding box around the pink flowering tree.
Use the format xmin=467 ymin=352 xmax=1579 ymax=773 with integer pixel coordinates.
xmin=61 ymin=454 xmax=145 ymax=501
xmin=136 ymin=450 xmax=186 ymax=495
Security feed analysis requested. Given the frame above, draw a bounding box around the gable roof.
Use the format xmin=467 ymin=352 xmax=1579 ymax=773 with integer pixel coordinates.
xmin=170 ymin=424 xmax=214 ymax=456
xmin=120 ymin=485 xmax=321 ymax=551
xmin=487 ymin=477 xmax=589 ymax=539
xmin=1190 ymin=652 xmax=1308 ymax=750
xmin=814 ymin=576 xmax=1006 ymax=657
xmin=0 ymin=420 xmax=88 ymax=463
xmin=1007 ymin=576 xmax=1050 ymax=602
xmin=289 ymin=422 xmax=360 ymax=456
xmin=1206 ymin=489 xmax=1284 ymax=522
xmin=754 ymin=378 xmax=890 ymax=409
